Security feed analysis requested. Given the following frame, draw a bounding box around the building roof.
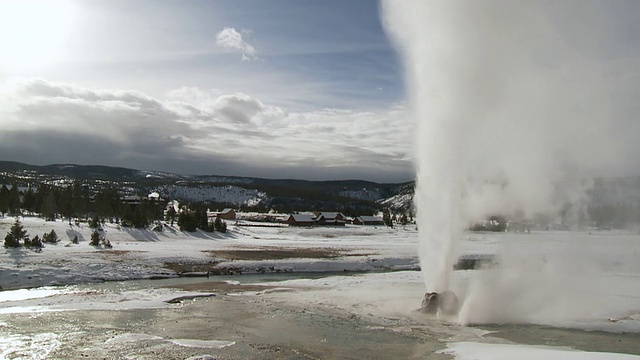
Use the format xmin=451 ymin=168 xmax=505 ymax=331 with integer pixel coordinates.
xmin=2 ymin=185 xmax=34 ymax=193
xmin=288 ymin=214 xmax=316 ymax=222
xmin=358 ymin=216 xmax=383 ymax=222
xmin=220 ymin=208 xmax=235 ymax=214
xmin=317 ymin=212 xmax=344 ymax=220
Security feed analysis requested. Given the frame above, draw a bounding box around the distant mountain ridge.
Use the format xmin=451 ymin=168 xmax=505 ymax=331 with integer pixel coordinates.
xmin=5 ymin=161 xmax=640 ymax=227
xmin=0 ymin=161 xmax=415 ymax=214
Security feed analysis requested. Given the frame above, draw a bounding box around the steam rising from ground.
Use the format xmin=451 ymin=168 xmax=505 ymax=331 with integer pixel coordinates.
xmin=382 ymin=0 xmax=631 ymax=320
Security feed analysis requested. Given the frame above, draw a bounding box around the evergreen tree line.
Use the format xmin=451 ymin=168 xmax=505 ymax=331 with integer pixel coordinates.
xmin=0 ymin=183 xmax=164 ymax=228
xmin=4 ymin=218 xmax=59 ymax=249
xmin=170 ymin=203 xmax=227 ymax=233
xmin=381 ymin=209 xmax=410 ymax=228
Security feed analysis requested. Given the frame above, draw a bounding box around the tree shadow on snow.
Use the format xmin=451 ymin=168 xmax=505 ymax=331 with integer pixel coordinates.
xmin=66 ymin=228 xmax=85 ymax=243
xmin=5 ymin=247 xmax=28 ymax=263
xmin=184 ymin=229 xmax=235 ymax=240
xmin=120 ymin=227 xmax=160 ymax=242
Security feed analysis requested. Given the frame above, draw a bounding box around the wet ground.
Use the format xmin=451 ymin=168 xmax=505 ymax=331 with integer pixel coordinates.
xmin=473 ymin=323 xmax=640 ymax=356
xmin=0 ymin=291 xmax=450 ymax=359
xmin=2 ymin=275 xmax=640 ymax=359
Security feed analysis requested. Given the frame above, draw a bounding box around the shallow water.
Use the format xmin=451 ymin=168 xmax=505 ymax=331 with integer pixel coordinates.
xmin=0 ymin=284 xmax=448 ymax=359
xmin=71 ymin=271 xmax=360 ymax=292
xmin=473 ymin=323 xmax=640 ymax=356
xmin=1 ymin=272 xmax=640 ymax=359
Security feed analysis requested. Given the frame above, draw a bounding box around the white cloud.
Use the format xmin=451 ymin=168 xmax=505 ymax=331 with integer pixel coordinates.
xmin=0 ymin=78 xmax=413 ymax=182
xmin=216 ymin=27 xmax=258 ymax=62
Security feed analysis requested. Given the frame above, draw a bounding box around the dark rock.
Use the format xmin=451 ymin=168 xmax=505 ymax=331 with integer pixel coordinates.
xmin=420 ymin=290 xmax=459 ymax=315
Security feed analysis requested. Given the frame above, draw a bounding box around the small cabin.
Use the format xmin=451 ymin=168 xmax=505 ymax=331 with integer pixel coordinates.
xmin=217 ymin=208 xmax=236 ymax=220
xmin=353 ymin=216 xmax=384 ymax=226
xmin=285 ymin=214 xmax=317 ymax=226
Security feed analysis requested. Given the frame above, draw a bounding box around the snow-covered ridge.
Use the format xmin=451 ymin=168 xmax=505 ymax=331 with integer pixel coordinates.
xmin=155 ymin=184 xmax=267 ymax=206
xmin=378 ymin=192 xmax=413 ymax=211
xmin=338 ymin=188 xmax=385 ymax=201
xmin=137 ymin=171 xmax=253 ymax=184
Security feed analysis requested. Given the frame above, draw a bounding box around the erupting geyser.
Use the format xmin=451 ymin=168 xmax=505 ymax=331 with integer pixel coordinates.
xmin=383 ymin=0 xmax=620 ymax=319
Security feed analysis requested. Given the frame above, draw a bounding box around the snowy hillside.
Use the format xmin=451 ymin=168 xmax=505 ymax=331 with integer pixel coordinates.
xmin=338 ymin=188 xmax=385 ymax=201
xmin=155 ymin=185 xmax=267 ymax=206
xmin=378 ymin=192 xmax=413 ymax=212
xmin=378 ymin=182 xmax=414 ymax=213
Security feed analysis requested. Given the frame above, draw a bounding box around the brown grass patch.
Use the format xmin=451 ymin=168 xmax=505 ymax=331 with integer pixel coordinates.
xmin=162 ymin=281 xmax=274 ymax=293
xmin=164 ymin=261 xmax=221 ymax=273
xmin=203 ymin=247 xmax=375 ymax=261
xmin=95 ymin=250 xmax=146 ymax=256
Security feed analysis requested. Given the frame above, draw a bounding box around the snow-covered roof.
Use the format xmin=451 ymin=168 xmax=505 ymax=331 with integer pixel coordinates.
xmin=288 ymin=214 xmax=316 ymax=222
xmin=317 ymin=212 xmax=344 ymax=220
xmin=220 ymin=208 xmax=235 ymax=214
xmin=148 ymin=192 xmax=161 ymax=199
xmin=358 ymin=216 xmax=383 ymax=222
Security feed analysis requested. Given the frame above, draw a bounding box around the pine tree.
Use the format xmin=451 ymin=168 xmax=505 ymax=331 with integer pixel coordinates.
xmin=178 ymin=210 xmax=197 ymax=232
xmin=43 ymin=229 xmax=59 ymax=244
xmin=165 ymin=206 xmax=177 ymax=226
xmin=89 ymin=215 xmax=100 ymax=229
xmin=214 ymin=217 xmax=227 ymax=233
xmin=26 ymin=235 xmax=43 ymax=250
xmin=7 ymin=184 xmax=20 ymax=215
xmin=41 ymin=191 xmax=57 ymax=221
xmin=382 ymin=210 xmax=393 ymax=228
xmin=32 ymin=235 xmax=43 ymax=250
xmin=90 ymin=230 xmax=101 ymax=246
xmin=4 ymin=218 xmax=28 ymax=248
xmin=194 ymin=207 xmax=208 ymax=231
xmin=0 ymin=185 xmax=9 ymax=216
xmin=72 ymin=182 xmax=89 ymax=221
xmin=58 ymin=187 xmax=74 ymax=223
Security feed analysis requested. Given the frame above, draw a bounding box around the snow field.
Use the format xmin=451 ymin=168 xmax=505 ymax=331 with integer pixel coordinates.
xmin=2 ymin=216 xmax=640 ymax=359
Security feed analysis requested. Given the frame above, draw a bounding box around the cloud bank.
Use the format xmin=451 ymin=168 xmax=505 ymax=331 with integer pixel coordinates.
xmin=0 ymin=78 xmax=413 ymax=182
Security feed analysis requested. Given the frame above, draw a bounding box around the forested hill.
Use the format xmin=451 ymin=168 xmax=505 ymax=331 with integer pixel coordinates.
xmin=0 ymin=161 xmax=414 ymax=214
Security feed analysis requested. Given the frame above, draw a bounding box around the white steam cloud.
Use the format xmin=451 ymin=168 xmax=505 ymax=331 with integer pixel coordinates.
xmin=382 ymin=0 xmax=631 ymax=318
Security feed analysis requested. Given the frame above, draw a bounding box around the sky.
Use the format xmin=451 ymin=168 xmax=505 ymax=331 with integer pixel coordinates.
xmin=0 ymin=0 xmax=411 ymax=183
xmin=1 ymin=1 xmax=640 ymax=185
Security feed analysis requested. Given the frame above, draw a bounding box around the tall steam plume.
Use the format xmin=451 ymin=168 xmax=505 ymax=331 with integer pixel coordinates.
xmin=382 ymin=1 xmax=620 ymax=294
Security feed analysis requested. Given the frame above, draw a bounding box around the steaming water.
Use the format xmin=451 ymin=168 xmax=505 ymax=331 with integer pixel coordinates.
xmin=382 ymin=0 xmax=628 ymax=315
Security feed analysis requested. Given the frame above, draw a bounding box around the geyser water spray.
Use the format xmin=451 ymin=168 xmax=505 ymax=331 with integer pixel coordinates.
xmin=382 ymin=0 xmax=620 ymax=315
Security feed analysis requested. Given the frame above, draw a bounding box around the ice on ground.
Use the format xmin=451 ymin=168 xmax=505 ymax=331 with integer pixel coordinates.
xmin=440 ymin=342 xmax=640 ymax=360
xmin=0 ymin=332 xmax=61 ymax=359
xmin=0 ymin=287 xmax=216 ymax=314
xmin=105 ymin=333 xmax=164 ymax=344
xmin=0 ymin=286 xmax=76 ymax=303
xmin=168 ymin=339 xmax=235 ymax=348
xmin=104 ymin=333 xmax=234 ymax=350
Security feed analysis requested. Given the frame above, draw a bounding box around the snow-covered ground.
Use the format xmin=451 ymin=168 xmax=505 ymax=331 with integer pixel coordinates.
xmin=440 ymin=342 xmax=640 ymax=360
xmin=0 ymin=216 xmax=419 ymax=289
xmin=1 ymin=216 xmax=640 ymax=359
